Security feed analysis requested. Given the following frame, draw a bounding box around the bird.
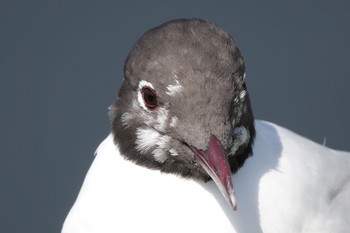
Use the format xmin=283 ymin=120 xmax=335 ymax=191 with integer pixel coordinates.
xmin=61 ymin=18 xmax=350 ymax=233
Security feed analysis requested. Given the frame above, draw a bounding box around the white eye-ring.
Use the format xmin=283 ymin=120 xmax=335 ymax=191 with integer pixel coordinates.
xmin=137 ymin=80 xmax=158 ymax=111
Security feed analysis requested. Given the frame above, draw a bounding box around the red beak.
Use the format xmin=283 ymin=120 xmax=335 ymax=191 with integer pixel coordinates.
xmin=190 ymin=135 xmax=237 ymax=211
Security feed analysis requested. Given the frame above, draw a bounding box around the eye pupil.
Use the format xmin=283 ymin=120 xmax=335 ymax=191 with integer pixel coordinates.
xmin=141 ymin=87 xmax=157 ymax=110
xmin=146 ymin=93 xmax=154 ymax=102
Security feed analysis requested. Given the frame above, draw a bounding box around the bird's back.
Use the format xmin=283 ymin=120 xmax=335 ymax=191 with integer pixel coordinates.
xmin=247 ymin=121 xmax=350 ymax=233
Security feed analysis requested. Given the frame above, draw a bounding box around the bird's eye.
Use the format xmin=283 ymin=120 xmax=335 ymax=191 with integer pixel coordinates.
xmin=141 ymin=86 xmax=157 ymax=110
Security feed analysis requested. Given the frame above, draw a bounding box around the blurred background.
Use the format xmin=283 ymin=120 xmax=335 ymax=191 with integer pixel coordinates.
xmin=1 ymin=0 xmax=349 ymax=232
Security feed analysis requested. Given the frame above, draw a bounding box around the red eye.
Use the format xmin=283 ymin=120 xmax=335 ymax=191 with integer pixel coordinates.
xmin=141 ymin=86 xmax=158 ymax=110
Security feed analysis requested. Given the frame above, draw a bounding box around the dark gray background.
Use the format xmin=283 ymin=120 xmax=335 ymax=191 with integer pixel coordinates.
xmin=1 ymin=0 xmax=349 ymax=232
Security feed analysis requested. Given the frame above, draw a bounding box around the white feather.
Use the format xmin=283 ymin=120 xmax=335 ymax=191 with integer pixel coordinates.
xmin=135 ymin=127 xmax=160 ymax=154
xmin=166 ymin=79 xmax=183 ymax=96
xmin=62 ymin=120 xmax=350 ymax=233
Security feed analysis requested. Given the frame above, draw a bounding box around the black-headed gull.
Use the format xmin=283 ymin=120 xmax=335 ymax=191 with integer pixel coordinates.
xmin=62 ymin=18 xmax=350 ymax=233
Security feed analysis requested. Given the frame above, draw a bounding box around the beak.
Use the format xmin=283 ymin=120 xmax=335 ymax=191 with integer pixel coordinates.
xmin=190 ymin=135 xmax=237 ymax=211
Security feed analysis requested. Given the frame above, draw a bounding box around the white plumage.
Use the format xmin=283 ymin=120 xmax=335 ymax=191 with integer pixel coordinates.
xmin=62 ymin=120 xmax=350 ymax=233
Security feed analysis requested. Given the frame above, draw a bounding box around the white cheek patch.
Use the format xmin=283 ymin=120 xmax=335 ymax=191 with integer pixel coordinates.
xmin=234 ymin=126 xmax=249 ymax=144
xmin=135 ymin=127 xmax=161 ymax=154
xmin=166 ymin=79 xmax=183 ymax=96
xmin=137 ymin=80 xmax=155 ymax=111
xmin=230 ymin=126 xmax=250 ymax=156
xmin=135 ymin=127 xmax=171 ymax=163
xmin=153 ymin=135 xmax=171 ymax=162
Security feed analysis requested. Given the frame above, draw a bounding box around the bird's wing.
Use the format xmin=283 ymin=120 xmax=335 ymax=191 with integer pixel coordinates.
xmin=252 ymin=120 xmax=350 ymax=233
